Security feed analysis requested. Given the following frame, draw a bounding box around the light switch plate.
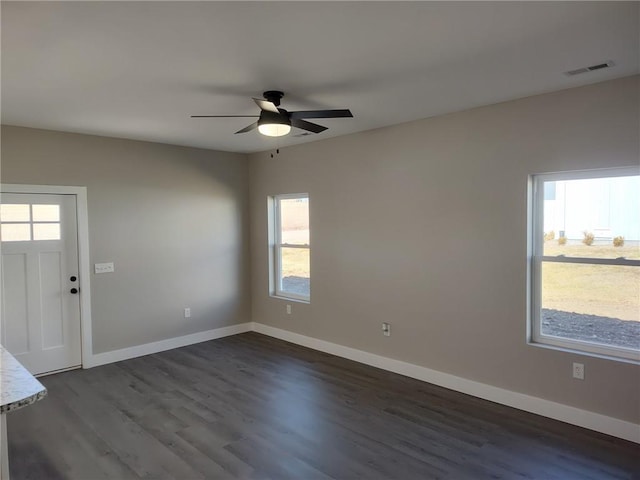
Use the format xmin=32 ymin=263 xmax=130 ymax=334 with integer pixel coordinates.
xmin=95 ymin=262 xmax=114 ymax=274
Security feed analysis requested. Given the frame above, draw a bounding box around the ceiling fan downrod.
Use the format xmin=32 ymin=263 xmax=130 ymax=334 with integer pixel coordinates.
xmin=263 ymin=91 xmax=284 ymax=107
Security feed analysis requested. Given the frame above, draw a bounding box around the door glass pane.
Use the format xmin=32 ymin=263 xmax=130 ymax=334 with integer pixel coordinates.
xmin=32 ymin=204 xmax=60 ymax=222
xmin=33 ymin=223 xmax=61 ymax=241
xmin=0 ymin=204 xmax=30 ymax=222
xmin=280 ymin=247 xmax=310 ymax=297
xmin=1 ymin=224 xmax=31 ymax=242
xmin=542 ymin=176 xmax=640 ymax=259
xmin=541 ymin=262 xmax=640 ymax=350
xmin=279 ymin=197 xmax=309 ymax=245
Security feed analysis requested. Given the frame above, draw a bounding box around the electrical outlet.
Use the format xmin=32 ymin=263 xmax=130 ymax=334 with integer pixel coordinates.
xmin=286 ymin=304 xmax=292 ymax=315
xmin=572 ymin=362 xmax=585 ymax=380
xmin=184 ymin=307 xmax=191 ymax=318
xmin=382 ymin=322 xmax=391 ymax=336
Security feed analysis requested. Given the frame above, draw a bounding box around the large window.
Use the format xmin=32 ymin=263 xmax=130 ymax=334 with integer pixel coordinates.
xmin=270 ymin=194 xmax=310 ymax=302
xmin=530 ymin=168 xmax=639 ymax=361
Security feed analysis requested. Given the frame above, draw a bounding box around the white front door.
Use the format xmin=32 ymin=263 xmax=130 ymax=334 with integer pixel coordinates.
xmin=1 ymin=193 xmax=82 ymax=375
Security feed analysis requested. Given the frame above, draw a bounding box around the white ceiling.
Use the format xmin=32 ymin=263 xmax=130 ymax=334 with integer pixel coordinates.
xmin=2 ymin=1 xmax=638 ymax=154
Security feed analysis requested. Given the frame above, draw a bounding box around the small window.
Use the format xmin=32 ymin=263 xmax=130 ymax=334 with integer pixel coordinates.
xmin=269 ymin=194 xmax=310 ymax=302
xmin=0 ymin=204 xmax=61 ymax=242
xmin=529 ymin=168 xmax=639 ymax=361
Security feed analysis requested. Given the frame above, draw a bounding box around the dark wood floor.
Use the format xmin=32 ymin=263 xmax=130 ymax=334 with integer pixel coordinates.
xmin=9 ymin=332 xmax=640 ymax=480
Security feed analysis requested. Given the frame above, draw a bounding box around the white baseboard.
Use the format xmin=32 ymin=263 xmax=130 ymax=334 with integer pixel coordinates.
xmin=81 ymin=320 xmax=639 ymax=443
xmin=251 ymin=322 xmax=640 ymax=444
xmin=85 ymin=323 xmax=252 ymax=368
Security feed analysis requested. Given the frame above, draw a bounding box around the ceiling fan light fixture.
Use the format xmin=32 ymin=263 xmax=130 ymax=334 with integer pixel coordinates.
xmin=257 ymin=111 xmax=291 ymax=137
xmin=258 ymin=123 xmax=291 ymax=137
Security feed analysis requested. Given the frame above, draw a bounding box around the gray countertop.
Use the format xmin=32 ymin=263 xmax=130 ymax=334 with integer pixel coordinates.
xmin=0 ymin=346 xmax=47 ymax=414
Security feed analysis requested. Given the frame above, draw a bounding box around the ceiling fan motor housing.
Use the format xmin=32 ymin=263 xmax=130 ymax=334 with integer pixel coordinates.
xmin=258 ymin=110 xmax=290 ymax=126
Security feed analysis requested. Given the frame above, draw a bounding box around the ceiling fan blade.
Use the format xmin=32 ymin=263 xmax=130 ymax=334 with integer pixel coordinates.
xmin=191 ymin=115 xmax=259 ymax=118
xmin=291 ymin=118 xmax=328 ymax=134
xmin=289 ymin=109 xmax=353 ymax=119
xmin=235 ymin=122 xmax=259 ymax=134
xmin=253 ymin=98 xmax=279 ymax=113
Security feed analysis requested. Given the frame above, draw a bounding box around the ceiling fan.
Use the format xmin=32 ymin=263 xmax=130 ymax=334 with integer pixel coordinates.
xmin=191 ymin=91 xmax=353 ymax=137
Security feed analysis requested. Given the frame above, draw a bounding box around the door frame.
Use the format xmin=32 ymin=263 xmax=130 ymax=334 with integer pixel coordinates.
xmin=1 ymin=184 xmax=93 ymax=368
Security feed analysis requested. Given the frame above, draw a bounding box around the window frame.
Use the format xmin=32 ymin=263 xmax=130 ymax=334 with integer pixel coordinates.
xmin=269 ymin=193 xmax=310 ymax=303
xmin=529 ymin=166 xmax=640 ymax=363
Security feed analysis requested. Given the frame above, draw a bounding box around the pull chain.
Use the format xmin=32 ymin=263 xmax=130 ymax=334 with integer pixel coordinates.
xmin=270 ymin=138 xmax=281 ymax=158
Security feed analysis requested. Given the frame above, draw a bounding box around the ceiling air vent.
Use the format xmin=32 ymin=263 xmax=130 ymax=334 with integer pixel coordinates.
xmin=565 ymin=61 xmax=614 ymax=77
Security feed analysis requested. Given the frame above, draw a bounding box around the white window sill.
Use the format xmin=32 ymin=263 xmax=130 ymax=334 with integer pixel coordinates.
xmin=270 ymin=294 xmax=310 ymax=305
xmin=527 ymin=340 xmax=640 ymax=365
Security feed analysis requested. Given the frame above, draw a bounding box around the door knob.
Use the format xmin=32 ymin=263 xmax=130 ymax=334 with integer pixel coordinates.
xmin=70 ymin=288 xmax=78 ymax=294
xmin=70 ymin=276 xmax=77 ymax=282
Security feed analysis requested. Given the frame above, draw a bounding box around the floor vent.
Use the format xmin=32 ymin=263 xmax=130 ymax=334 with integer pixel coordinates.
xmin=565 ymin=61 xmax=614 ymax=76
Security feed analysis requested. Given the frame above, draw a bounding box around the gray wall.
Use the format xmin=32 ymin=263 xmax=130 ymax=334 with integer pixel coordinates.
xmin=1 ymin=126 xmax=250 ymax=353
xmin=248 ymin=75 xmax=640 ymax=423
